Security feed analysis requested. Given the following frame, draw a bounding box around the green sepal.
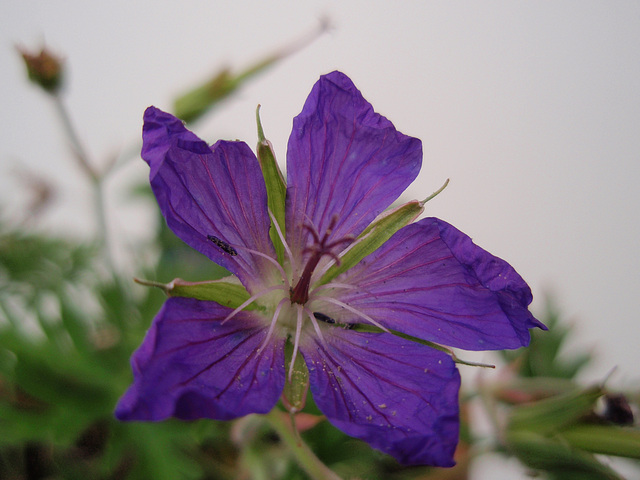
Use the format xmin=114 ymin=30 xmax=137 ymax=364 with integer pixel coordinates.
xmin=561 ymin=424 xmax=640 ymax=460
xmin=281 ymin=340 xmax=309 ymax=414
xmin=135 ymin=276 xmax=255 ymax=310
xmin=351 ymin=323 xmax=495 ymax=368
xmin=318 ymin=179 xmax=449 ymax=286
xmin=256 ymin=105 xmax=287 ymax=264
xmin=318 ymin=200 xmax=424 ymax=286
xmin=507 ymin=385 xmax=603 ymax=435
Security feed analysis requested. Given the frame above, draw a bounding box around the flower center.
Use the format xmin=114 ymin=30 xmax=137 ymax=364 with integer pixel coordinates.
xmin=289 ymin=216 xmax=352 ymax=305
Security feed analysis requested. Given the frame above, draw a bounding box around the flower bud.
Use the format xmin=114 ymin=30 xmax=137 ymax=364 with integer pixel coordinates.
xmin=18 ymin=46 xmax=64 ymax=94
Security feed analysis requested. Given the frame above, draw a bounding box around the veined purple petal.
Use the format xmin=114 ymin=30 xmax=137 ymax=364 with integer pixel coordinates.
xmin=141 ymin=107 xmax=276 ymax=291
xmin=115 ymin=297 xmax=284 ymax=421
xmin=286 ymin=72 xmax=422 ymax=259
xmin=301 ymin=328 xmax=460 ymax=466
xmin=331 ymin=218 xmax=545 ymax=350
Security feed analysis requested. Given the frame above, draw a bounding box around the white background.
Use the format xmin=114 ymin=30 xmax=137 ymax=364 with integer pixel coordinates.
xmin=1 ymin=2 xmax=639 ymax=478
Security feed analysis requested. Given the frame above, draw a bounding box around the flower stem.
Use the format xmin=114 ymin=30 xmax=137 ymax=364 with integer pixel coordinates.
xmin=52 ymin=94 xmax=117 ymax=274
xmin=263 ymin=409 xmax=342 ymax=480
xmin=52 ymin=95 xmax=99 ymax=183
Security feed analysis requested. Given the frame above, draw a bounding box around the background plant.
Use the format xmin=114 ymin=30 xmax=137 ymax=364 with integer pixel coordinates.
xmin=1 ymin=38 xmax=638 ymax=480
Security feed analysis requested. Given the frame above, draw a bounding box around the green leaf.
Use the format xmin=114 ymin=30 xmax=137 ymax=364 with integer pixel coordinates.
xmin=561 ymin=424 xmax=640 ymax=459
xmin=173 ymin=68 xmax=236 ymax=123
xmin=135 ymin=276 xmax=255 ymax=310
xmin=507 ymin=385 xmax=603 ymax=435
xmin=256 ymin=106 xmax=287 ymax=264
xmin=173 ymin=22 xmax=327 ymax=123
xmin=506 ymin=430 xmax=623 ymax=480
xmin=111 ymin=422 xmax=202 ymax=480
xmin=58 ymin=289 xmax=91 ymax=355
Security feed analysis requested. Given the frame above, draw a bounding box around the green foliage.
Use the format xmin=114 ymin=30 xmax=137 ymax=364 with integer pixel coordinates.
xmin=496 ymin=301 xmax=640 ymax=479
xmin=0 ymin=220 xmax=220 ymax=479
xmin=5 ymin=34 xmax=638 ymax=479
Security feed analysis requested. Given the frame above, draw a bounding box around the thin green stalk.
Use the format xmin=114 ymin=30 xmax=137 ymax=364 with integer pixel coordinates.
xmin=263 ymin=409 xmax=342 ymax=480
xmin=52 ymin=95 xmax=99 ymax=182
xmin=52 ymin=94 xmax=117 ymax=275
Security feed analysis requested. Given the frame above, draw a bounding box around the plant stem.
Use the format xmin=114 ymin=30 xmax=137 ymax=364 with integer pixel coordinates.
xmin=52 ymin=94 xmax=117 ymax=274
xmin=263 ymin=409 xmax=342 ymax=480
xmin=52 ymin=95 xmax=99 ymax=182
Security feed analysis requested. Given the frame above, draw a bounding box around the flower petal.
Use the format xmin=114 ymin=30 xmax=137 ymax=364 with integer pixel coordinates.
xmin=115 ymin=297 xmax=284 ymax=421
xmin=301 ymin=327 xmax=460 ymax=466
xmin=285 ymin=71 xmax=422 ymax=258
xmin=328 ymin=218 xmax=545 ymax=350
xmin=141 ymin=107 xmax=276 ymax=290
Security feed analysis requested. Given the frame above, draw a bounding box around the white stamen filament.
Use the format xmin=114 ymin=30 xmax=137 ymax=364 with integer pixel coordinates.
xmin=222 ymin=284 xmax=287 ymax=324
xmin=269 ymin=209 xmax=297 ymax=276
xmin=303 ymin=306 xmax=328 ymax=347
xmin=311 ymin=296 xmax=390 ymax=333
xmin=288 ymin=304 xmax=304 ymax=381
xmin=230 ymin=243 xmax=291 ymax=290
xmin=257 ymin=297 xmax=288 ymax=353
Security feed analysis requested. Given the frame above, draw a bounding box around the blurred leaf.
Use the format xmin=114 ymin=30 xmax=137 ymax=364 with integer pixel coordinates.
xmin=507 ymin=385 xmax=603 ymax=436
xmin=506 ymin=430 xmax=623 ymax=480
xmin=173 ymin=21 xmax=327 ymax=123
xmin=561 ymin=424 xmax=640 ymax=459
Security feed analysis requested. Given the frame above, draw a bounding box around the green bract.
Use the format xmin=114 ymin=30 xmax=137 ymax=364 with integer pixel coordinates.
xmin=135 ymin=276 xmax=255 ymax=310
xmin=256 ymin=106 xmax=287 ymax=264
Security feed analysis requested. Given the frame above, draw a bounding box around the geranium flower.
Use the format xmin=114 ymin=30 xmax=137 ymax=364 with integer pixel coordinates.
xmin=115 ymin=71 xmax=544 ymax=466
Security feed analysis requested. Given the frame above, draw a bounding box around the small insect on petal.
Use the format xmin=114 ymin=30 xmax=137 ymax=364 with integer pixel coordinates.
xmin=207 ymin=235 xmax=238 ymax=256
xmin=313 ymin=312 xmax=335 ymax=324
xmin=313 ymin=312 xmax=355 ymax=329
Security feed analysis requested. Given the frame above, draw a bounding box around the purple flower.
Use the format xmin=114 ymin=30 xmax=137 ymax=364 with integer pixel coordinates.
xmin=115 ymin=71 xmax=545 ymax=466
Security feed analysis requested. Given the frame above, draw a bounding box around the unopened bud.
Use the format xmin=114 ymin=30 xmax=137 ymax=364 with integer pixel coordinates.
xmin=18 ymin=46 xmax=64 ymax=94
